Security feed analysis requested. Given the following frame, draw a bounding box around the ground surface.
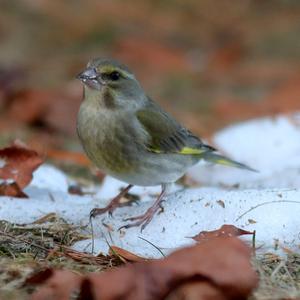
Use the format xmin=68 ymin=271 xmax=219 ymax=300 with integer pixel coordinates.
xmin=0 ymin=1 xmax=300 ymax=299
xmin=0 ymin=115 xmax=300 ymax=299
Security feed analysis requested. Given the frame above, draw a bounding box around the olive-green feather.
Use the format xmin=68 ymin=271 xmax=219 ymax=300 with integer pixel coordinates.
xmin=136 ymin=98 xmax=214 ymax=155
xmin=201 ymin=152 xmax=258 ymax=172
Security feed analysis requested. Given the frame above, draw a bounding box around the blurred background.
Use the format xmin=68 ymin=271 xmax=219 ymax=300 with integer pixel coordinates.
xmin=0 ymin=0 xmax=299 ymax=161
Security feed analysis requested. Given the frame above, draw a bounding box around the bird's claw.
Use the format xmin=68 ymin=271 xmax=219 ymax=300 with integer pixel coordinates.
xmin=89 ymin=207 xmax=112 ymax=219
xmin=118 ymin=208 xmax=159 ymax=232
xmin=118 ymin=218 xmax=149 ymax=233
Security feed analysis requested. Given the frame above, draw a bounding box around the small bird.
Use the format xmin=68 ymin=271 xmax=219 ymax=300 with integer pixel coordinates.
xmin=77 ymin=58 xmax=255 ymax=231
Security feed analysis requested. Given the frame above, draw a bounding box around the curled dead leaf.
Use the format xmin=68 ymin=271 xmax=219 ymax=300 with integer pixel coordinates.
xmin=0 ymin=140 xmax=44 ymax=197
xmin=109 ymin=246 xmax=147 ymax=263
xmin=28 ymin=237 xmax=258 ymax=300
xmin=191 ymin=224 xmax=254 ymax=243
xmin=28 ymin=269 xmax=82 ymax=300
xmin=0 ymin=181 xmax=28 ymax=198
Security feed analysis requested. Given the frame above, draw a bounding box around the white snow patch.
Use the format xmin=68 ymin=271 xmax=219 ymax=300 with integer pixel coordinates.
xmin=0 ymin=158 xmax=6 ymax=168
xmin=0 ymin=178 xmax=15 ymax=185
xmin=29 ymin=164 xmax=69 ymax=193
xmin=187 ymin=112 xmax=300 ymax=189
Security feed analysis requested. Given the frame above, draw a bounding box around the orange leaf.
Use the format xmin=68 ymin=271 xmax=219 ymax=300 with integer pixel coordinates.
xmin=27 ymin=269 xmax=82 ymax=300
xmin=109 ymin=246 xmax=147 ymax=263
xmin=0 ymin=140 xmax=44 ymax=197
xmin=0 ymin=181 xmax=28 ymax=198
xmin=191 ymin=224 xmax=254 ymax=243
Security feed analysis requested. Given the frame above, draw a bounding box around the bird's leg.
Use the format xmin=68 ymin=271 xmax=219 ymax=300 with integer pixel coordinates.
xmin=90 ymin=184 xmax=133 ymax=218
xmin=119 ymin=184 xmax=168 ymax=232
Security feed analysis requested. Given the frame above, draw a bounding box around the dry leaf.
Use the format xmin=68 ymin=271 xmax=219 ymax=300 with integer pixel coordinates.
xmin=191 ymin=224 xmax=254 ymax=243
xmin=0 ymin=140 xmax=44 ymax=197
xmin=28 ymin=238 xmax=258 ymax=300
xmin=0 ymin=181 xmax=28 ymax=198
xmin=109 ymin=246 xmax=147 ymax=263
xmin=7 ymin=89 xmax=51 ymax=125
xmin=27 ymin=269 xmax=82 ymax=300
xmin=32 ymin=213 xmax=58 ymax=224
xmin=5 ymin=84 xmax=82 ymax=136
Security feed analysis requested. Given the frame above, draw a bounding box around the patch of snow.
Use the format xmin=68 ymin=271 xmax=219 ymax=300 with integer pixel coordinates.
xmin=0 ymin=159 xmax=6 ymax=168
xmin=73 ymin=187 xmax=300 ymax=257
xmin=0 ymin=178 xmax=15 ymax=184
xmin=187 ymin=112 xmax=300 ymax=188
xmin=29 ymin=164 xmax=69 ymax=193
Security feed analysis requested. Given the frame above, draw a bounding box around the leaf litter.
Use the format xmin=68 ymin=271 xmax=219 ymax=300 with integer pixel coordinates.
xmin=26 ymin=237 xmax=258 ymax=300
xmin=0 ymin=213 xmax=300 ymax=299
xmin=0 ymin=140 xmax=44 ymax=197
xmin=0 ymin=215 xmax=123 ymax=299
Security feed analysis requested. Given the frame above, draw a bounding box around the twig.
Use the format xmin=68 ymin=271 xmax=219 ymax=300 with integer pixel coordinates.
xmin=89 ymin=217 xmax=95 ymax=254
xmin=235 ymin=200 xmax=300 ymax=222
xmin=252 ymin=230 xmax=256 ymax=255
xmin=138 ymin=236 xmax=165 ymax=258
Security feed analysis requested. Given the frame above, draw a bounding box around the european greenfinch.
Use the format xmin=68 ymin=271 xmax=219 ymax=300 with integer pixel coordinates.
xmin=77 ymin=58 xmax=255 ymax=231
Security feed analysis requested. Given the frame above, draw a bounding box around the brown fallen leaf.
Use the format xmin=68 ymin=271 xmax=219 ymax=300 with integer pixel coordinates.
xmin=191 ymin=224 xmax=254 ymax=243
xmin=32 ymin=213 xmax=58 ymax=224
xmin=0 ymin=181 xmax=28 ymax=198
xmin=0 ymin=140 xmax=44 ymax=197
xmin=6 ymin=89 xmax=51 ymax=125
xmin=109 ymin=246 xmax=147 ymax=263
xmin=4 ymin=83 xmax=82 ymax=136
xmin=28 ymin=237 xmax=258 ymax=300
xmin=28 ymin=269 xmax=82 ymax=300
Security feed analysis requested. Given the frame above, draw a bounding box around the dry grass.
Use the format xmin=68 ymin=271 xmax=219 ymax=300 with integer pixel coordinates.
xmin=0 ymin=216 xmax=122 ymax=299
xmin=0 ymin=217 xmax=299 ymax=299
xmin=252 ymin=253 xmax=300 ymax=300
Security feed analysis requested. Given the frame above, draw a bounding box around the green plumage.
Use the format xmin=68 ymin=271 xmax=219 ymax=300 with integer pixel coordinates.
xmin=136 ymin=98 xmax=215 ymax=155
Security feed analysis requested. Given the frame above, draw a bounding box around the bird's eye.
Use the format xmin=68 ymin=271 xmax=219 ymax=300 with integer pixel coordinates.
xmin=109 ymin=71 xmax=121 ymax=81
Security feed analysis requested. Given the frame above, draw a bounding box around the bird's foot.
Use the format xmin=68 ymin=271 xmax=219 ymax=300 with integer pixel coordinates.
xmin=90 ymin=206 xmax=115 ymax=219
xmin=89 ymin=184 xmax=134 ymax=219
xmin=119 ymin=201 xmax=163 ymax=232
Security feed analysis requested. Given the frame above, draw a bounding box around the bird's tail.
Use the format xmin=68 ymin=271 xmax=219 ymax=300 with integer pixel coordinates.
xmin=202 ymin=152 xmax=258 ymax=172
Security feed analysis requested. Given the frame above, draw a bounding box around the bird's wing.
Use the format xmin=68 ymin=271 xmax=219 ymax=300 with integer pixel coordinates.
xmin=136 ymin=98 xmax=256 ymax=172
xmin=136 ymin=98 xmax=214 ymax=155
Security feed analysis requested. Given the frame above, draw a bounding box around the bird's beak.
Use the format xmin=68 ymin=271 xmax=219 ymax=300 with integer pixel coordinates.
xmin=76 ymin=67 xmax=98 ymax=82
xmin=76 ymin=67 xmax=102 ymax=90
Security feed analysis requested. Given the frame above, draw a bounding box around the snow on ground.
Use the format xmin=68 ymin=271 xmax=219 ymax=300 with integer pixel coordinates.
xmin=0 ymin=113 xmax=299 ymax=258
xmin=187 ymin=113 xmax=300 ymax=189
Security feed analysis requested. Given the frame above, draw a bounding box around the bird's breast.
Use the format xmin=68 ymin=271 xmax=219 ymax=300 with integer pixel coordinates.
xmin=77 ymin=103 xmax=145 ymax=174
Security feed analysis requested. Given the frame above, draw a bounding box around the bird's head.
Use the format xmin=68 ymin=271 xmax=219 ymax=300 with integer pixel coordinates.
xmin=77 ymin=58 xmax=145 ymax=108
